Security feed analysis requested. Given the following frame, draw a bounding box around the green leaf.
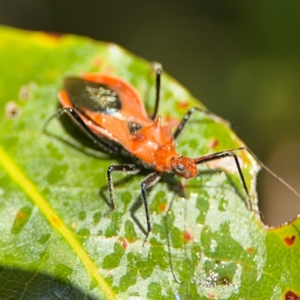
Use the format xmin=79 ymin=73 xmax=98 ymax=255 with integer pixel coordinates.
xmin=0 ymin=25 xmax=299 ymax=299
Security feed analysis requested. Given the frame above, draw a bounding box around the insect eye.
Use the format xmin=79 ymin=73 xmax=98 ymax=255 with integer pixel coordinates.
xmin=175 ymin=164 xmax=184 ymax=173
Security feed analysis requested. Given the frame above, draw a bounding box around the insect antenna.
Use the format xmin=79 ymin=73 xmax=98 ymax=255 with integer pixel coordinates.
xmin=241 ymin=146 xmax=300 ymax=200
xmin=164 ymin=194 xmax=182 ymax=284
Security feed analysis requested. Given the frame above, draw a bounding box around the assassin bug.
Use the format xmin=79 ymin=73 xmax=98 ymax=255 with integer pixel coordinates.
xmin=45 ymin=63 xmax=300 ymax=245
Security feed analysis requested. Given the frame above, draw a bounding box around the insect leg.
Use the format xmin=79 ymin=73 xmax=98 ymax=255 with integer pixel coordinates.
xmin=194 ymin=150 xmax=252 ymax=210
xmin=140 ymin=172 xmax=161 ymax=245
xmin=107 ymin=164 xmax=141 ymax=211
xmin=195 ymin=146 xmax=300 ymax=211
xmin=43 ymin=107 xmax=119 ymax=154
xmin=150 ymin=62 xmax=163 ymax=120
xmin=173 ymin=107 xmax=233 ymax=139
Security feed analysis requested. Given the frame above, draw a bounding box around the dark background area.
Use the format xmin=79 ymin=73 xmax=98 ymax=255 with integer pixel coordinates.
xmin=1 ymin=0 xmax=300 ymax=225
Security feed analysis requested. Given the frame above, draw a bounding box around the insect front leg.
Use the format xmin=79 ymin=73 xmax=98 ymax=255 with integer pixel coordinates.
xmin=194 ymin=150 xmax=252 ymax=210
xmin=195 ymin=146 xmax=300 ymax=212
xmin=106 ymin=164 xmax=141 ymax=211
xmin=173 ymin=107 xmax=233 ymax=139
xmin=140 ymin=172 xmax=161 ymax=246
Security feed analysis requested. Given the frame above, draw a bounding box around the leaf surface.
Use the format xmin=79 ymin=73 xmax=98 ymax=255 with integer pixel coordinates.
xmin=0 ymin=26 xmax=299 ymax=299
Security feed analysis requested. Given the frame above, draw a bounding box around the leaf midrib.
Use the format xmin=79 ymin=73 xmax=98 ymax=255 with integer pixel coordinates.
xmin=0 ymin=145 xmax=115 ymax=299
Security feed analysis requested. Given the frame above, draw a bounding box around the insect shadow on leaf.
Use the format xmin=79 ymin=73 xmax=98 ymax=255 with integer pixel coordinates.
xmin=163 ymin=179 xmax=187 ymax=284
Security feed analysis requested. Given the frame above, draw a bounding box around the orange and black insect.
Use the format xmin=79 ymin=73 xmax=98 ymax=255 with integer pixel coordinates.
xmin=45 ymin=63 xmax=299 ymax=244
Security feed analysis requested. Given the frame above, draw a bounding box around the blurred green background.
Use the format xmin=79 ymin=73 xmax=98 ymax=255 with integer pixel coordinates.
xmin=1 ymin=0 xmax=300 ymax=225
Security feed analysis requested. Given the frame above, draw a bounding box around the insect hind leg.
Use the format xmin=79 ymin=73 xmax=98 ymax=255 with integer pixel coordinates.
xmin=43 ymin=107 xmax=119 ymax=154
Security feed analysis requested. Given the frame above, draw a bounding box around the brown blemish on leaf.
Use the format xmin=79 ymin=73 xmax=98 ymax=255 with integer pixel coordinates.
xmin=284 ymin=236 xmax=296 ymax=246
xmin=208 ymin=138 xmax=219 ymax=149
xmin=285 ymin=290 xmax=300 ymax=300
xmin=177 ymin=100 xmax=189 ymax=110
xmin=247 ymin=247 xmax=254 ymax=253
xmin=5 ymin=101 xmax=21 ymax=119
xmin=19 ymin=82 xmax=36 ymax=100
xmin=183 ymin=230 xmax=194 ymax=242
xmin=17 ymin=211 xmax=25 ymax=220
xmin=119 ymin=238 xmax=128 ymax=249
xmin=158 ymin=203 xmax=167 ymax=212
xmin=11 ymin=206 xmax=32 ymax=235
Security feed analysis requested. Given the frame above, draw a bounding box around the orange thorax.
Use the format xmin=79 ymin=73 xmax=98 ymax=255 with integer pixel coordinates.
xmin=130 ymin=117 xmax=179 ymax=172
